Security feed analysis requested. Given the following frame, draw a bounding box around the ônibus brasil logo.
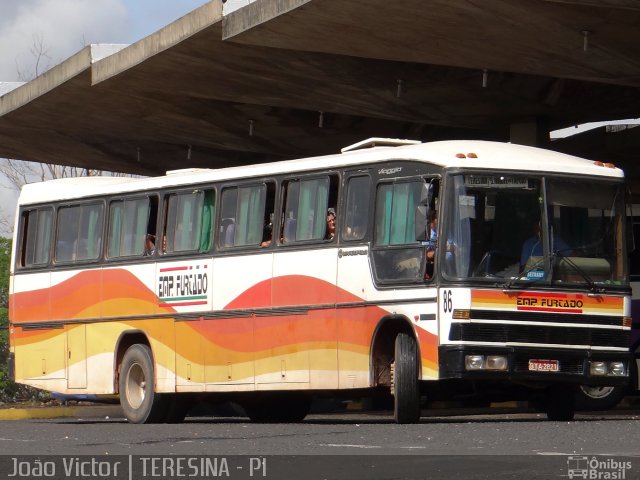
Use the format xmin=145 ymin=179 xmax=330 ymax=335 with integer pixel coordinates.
xmin=566 ymin=456 xmax=632 ymax=479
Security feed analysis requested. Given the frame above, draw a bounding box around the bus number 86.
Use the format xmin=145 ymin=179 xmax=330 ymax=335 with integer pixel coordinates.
xmin=443 ymin=289 xmax=453 ymax=313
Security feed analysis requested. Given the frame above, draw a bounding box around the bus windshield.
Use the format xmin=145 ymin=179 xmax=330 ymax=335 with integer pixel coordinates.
xmin=443 ymin=174 xmax=628 ymax=288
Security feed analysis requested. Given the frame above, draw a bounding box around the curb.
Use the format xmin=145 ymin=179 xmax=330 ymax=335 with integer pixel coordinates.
xmin=0 ymin=404 xmax=123 ymax=421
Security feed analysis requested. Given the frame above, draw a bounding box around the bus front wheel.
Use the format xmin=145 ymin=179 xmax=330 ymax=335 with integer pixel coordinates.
xmin=392 ymin=332 xmax=421 ymax=424
xmin=119 ymin=344 xmax=167 ymax=424
xmin=574 ymin=385 xmax=626 ymax=411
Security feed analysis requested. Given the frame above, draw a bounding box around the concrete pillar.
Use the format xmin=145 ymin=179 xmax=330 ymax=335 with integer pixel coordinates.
xmin=509 ymin=117 xmax=550 ymax=148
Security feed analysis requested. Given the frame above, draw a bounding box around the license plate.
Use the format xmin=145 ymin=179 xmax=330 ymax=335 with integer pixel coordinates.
xmin=528 ymin=359 xmax=559 ymax=372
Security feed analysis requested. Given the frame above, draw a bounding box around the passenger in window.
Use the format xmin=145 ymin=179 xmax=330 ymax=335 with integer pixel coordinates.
xmin=345 ymin=226 xmax=357 ymax=240
xmin=423 ymin=211 xmax=438 ymax=279
xmin=325 ymin=208 xmax=336 ymax=240
xmin=425 ymin=211 xmax=438 ymax=261
xmin=424 ymin=211 xmax=455 ymax=279
xmin=345 ymin=221 xmax=365 ymax=240
xmin=261 ymin=221 xmax=273 ymax=247
xmin=144 ymin=234 xmax=156 ymax=256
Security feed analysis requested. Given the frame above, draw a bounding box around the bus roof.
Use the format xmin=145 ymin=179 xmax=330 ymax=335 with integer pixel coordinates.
xmin=18 ymin=140 xmax=624 ymax=205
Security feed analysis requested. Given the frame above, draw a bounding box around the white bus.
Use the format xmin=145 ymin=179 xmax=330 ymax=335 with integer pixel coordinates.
xmin=8 ymin=138 xmax=634 ymax=423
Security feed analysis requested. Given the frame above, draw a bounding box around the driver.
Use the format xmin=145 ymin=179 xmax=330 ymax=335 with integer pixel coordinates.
xmin=520 ymin=220 xmax=571 ymax=270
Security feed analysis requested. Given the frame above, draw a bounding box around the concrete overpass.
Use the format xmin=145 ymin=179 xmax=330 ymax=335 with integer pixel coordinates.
xmin=0 ymin=0 xmax=638 ymax=179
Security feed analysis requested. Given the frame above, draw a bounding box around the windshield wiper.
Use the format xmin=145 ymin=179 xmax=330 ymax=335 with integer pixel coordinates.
xmin=502 ymin=253 xmax=555 ymax=291
xmin=554 ymin=252 xmax=604 ymax=294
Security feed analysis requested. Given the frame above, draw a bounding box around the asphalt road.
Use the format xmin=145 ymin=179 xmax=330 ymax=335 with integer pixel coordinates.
xmin=0 ymin=408 xmax=639 ymax=479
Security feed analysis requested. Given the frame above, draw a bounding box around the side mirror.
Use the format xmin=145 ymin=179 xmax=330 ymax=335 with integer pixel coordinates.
xmin=415 ymin=181 xmax=433 ymax=241
xmin=415 ymin=205 xmax=430 ymax=241
xmin=420 ymin=181 xmax=433 ymax=205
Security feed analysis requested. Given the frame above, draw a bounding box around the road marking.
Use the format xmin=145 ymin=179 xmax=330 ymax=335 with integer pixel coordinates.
xmin=319 ymin=444 xmax=382 ymax=449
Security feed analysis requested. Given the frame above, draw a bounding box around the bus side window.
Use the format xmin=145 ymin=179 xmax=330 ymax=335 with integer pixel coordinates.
xmin=372 ymin=179 xmax=436 ymax=283
xmin=218 ymin=183 xmax=273 ymax=248
xmin=107 ymin=197 xmax=151 ymax=258
xmin=219 ymin=188 xmax=238 ymax=248
xmin=56 ymin=206 xmax=76 ymax=262
xmin=76 ymin=203 xmax=104 ymax=261
xmin=20 ymin=208 xmax=53 ymax=267
xmin=281 ymin=175 xmax=338 ymax=243
xmin=162 ymin=189 xmax=214 ymax=254
xmin=343 ymin=176 xmax=371 ymax=241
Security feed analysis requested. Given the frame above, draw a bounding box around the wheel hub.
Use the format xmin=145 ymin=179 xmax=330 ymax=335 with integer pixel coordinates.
xmin=125 ymin=362 xmax=146 ymax=409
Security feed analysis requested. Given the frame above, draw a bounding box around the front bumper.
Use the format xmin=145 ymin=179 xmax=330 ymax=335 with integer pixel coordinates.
xmin=439 ymin=345 xmax=631 ymax=387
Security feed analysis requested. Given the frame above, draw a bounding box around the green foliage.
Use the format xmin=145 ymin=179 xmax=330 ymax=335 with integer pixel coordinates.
xmin=0 ymin=237 xmax=13 ymax=401
xmin=0 ymin=236 xmax=9 ymax=325
xmin=0 ymin=359 xmax=18 ymax=401
xmin=0 ymin=237 xmax=47 ymax=403
xmin=0 ymin=236 xmax=10 ymax=343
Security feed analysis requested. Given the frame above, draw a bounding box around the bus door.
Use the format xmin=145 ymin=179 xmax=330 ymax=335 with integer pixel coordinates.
xmin=66 ymin=324 xmax=87 ymax=389
xmin=336 ymin=172 xmax=374 ymax=389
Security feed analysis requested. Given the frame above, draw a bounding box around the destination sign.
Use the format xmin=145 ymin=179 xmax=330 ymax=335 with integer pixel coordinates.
xmin=464 ymin=176 xmax=529 ymax=188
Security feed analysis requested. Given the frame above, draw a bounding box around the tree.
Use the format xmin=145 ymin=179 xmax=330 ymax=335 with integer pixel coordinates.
xmin=15 ymin=33 xmax=51 ymax=82
xmin=0 ymin=237 xmax=13 ymax=402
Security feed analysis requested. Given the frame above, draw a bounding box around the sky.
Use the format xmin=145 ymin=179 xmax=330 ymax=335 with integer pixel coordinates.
xmin=0 ymin=0 xmax=257 ymax=234
xmin=0 ymin=0 xmax=222 ymax=82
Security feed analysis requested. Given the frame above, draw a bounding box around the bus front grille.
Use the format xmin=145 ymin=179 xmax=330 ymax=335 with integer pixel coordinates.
xmin=469 ymin=309 xmax=622 ymax=327
xmin=449 ymin=323 xmax=628 ymax=349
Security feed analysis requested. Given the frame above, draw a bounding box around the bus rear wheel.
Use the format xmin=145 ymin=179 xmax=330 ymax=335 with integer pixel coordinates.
xmin=119 ymin=344 xmax=168 ymax=424
xmin=392 ymin=332 xmax=421 ymax=424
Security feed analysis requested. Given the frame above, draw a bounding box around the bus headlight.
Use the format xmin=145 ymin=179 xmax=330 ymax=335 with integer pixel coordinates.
xmin=590 ymin=362 xmax=608 ymax=376
xmin=589 ymin=361 xmax=627 ymax=376
xmin=465 ymin=355 xmax=485 ymax=370
xmin=486 ymin=355 xmax=508 ymax=371
xmin=608 ymin=362 xmax=626 ymax=376
xmin=465 ymin=355 xmax=508 ymax=371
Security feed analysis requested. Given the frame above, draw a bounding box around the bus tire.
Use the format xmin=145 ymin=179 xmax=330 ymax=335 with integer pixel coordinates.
xmin=119 ymin=344 xmax=167 ymax=424
xmin=574 ymin=385 xmax=626 ymax=411
xmin=545 ymin=384 xmax=575 ymax=421
xmin=393 ymin=332 xmax=421 ymax=424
